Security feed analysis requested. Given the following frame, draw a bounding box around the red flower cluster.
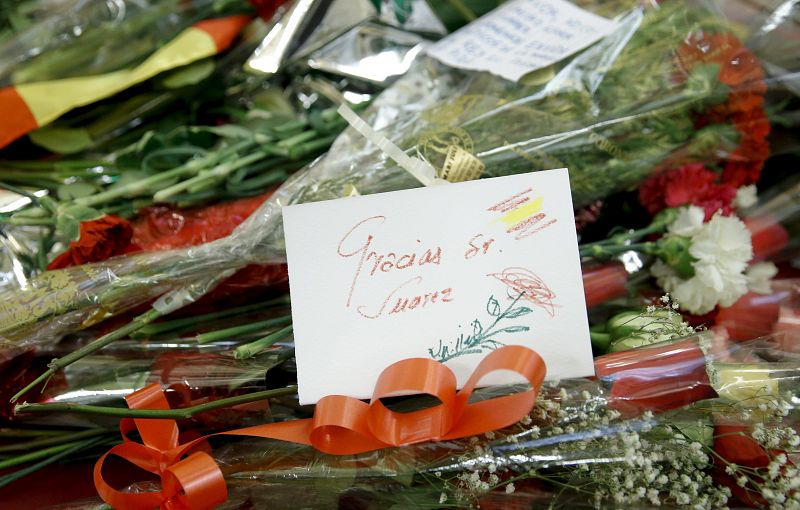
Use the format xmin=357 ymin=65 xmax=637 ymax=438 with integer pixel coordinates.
xmin=639 ymin=163 xmax=737 ymax=219
xmin=47 ymin=215 xmax=133 ymax=270
xmin=47 ymin=193 xmax=289 ymax=319
xmin=677 ymin=32 xmax=770 ymax=187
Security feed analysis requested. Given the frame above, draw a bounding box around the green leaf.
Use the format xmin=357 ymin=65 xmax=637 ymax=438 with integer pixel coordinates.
xmin=29 ymin=127 xmax=93 ymax=155
xmin=38 ymin=196 xmax=58 ymax=214
xmin=56 ymin=214 xmax=80 ymax=241
xmin=159 ymin=59 xmax=215 ymax=89
xmin=495 ymin=325 xmax=530 ymax=334
xmin=486 ymin=295 xmax=501 ymax=317
xmin=471 ymin=319 xmax=484 ymax=337
xmin=504 ymin=306 xmax=532 ymax=319
xmin=57 ymin=182 xmax=97 ymax=201
xmin=60 ymin=205 xmax=102 ymax=222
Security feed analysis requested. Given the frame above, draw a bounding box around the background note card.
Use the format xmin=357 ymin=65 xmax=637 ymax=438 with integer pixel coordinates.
xmin=283 ymin=169 xmax=593 ymax=404
xmin=426 ymin=0 xmax=617 ymax=82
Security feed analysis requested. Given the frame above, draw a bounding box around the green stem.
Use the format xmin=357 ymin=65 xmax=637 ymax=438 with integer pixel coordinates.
xmin=444 ymin=0 xmax=478 ymax=21
xmin=288 ymin=133 xmax=340 ymax=159
xmin=0 ymin=217 xmax=55 ymax=226
xmin=579 ymin=241 xmax=656 ymax=260
xmin=234 ymin=325 xmax=293 ymax=359
xmin=579 ymin=223 xmax=665 ymax=252
xmin=0 ymin=427 xmax=114 ymax=453
xmin=10 ymin=308 xmax=163 ymax=402
xmin=0 ymin=181 xmax=42 ymax=201
xmin=277 ymin=129 xmax=318 ymax=149
xmin=133 ymin=295 xmax=290 ymax=338
xmin=16 ymin=386 xmax=298 ymax=419
xmin=75 ymin=139 xmax=255 ymax=207
xmin=0 ymin=429 xmax=69 ymax=438
xmin=153 ymin=150 xmax=267 ymax=202
xmin=196 ymin=315 xmax=292 ymax=344
xmin=0 ymin=437 xmax=109 ymax=490
xmin=0 ymin=439 xmax=98 ymax=470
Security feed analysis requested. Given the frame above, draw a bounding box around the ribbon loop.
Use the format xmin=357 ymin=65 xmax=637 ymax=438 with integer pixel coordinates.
xmin=163 ymin=452 xmax=227 ymax=510
xmin=368 ymin=357 xmax=457 ymax=445
xmin=95 ymin=345 xmax=547 ymax=510
xmin=127 ymin=384 xmax=180 ymax=454
xmin=445 ymin=345 xmax=546 ymax=439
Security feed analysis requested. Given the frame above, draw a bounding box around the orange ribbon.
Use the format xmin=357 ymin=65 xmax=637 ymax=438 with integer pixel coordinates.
xmin=94 ymin=345 xmax=546 ymax=509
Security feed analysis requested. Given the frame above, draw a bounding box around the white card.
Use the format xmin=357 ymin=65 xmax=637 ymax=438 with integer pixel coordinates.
xmin=284 ymin=169 xmax=593 ymax=405
xmin=426 ymin=0 xmax=616 ymax=82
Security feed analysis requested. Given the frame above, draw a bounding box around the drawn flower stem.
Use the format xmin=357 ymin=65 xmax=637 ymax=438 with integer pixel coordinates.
xmin=430 ymin=292 xmax=532 ymax=362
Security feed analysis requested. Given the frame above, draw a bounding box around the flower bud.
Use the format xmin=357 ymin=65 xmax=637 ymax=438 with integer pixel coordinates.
xmin=655 ymin=235 xmax=696 ymax=278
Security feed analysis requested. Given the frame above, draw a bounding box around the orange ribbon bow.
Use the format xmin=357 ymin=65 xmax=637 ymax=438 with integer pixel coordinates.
xmin=94 ymin=345 xmax=546 ymax=509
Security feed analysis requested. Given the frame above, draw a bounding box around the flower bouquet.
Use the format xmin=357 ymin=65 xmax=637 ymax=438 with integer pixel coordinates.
xmin=4 ymin=0 xmax=797 ymax=346
xmin=79 ymin=332 xmax=798 ymax=509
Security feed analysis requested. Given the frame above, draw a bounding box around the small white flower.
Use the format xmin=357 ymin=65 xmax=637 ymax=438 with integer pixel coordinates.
xmin=439 ymin=493 xmax=448 ymax=504
xmin=505 ymin=483 xmax=515 ymax=494
xmin=745 ymin=261 xmax=778 ymax=294
xmin=733 ymin=185 xmax=758 ymax=209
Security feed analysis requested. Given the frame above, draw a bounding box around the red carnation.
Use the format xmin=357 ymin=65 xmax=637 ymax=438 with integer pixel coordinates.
xmin=696 ymin=183 xmax=737 ymax=219
xmin=638 ymin=172 xmax=669 ymax=215
xmin=722 ymin=156 xmax=764 ymax=188
xmin=48 ymin=215 xmax=133 ymax=269
xmin=718 ymin=46 xmax=765 ymax=88
xmin=661 ymin=163 xmax=717 ymax=207
xmin=639 ymin=164 xmax=737 ymax=219
xmin=728 ymin=91 xmax=765 ymax=113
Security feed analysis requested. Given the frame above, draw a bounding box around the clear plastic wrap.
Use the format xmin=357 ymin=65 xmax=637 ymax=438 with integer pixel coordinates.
xmin=716 ymin=277 xmax=800 ymax=345
xmin=0 ymin=0 xmax=252 ymax=86
xmin=3 ymin=0 xmax=799 ymax=345
xmin=12 ymin=346 xmax=295 ymax=428
xmin=743 ymin=176 xmax=800 ymax=265
xmin=92 ymin=333 xmax=799 ymax=509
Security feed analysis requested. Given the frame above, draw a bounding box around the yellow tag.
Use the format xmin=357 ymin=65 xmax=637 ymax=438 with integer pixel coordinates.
xmin=440 ymin=145 xmax=484 ymax=183
xmin=712 ymin=363 xmax=778 ymax=408
xmin=17 ymin=28 xmax=217 ymax=127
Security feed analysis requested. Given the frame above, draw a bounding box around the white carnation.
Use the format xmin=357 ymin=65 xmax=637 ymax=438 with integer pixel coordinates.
xmin=653 ymin=211 xmax=753 ymax=314
xmin=745 ymin=261 xmax=778 ymax=294
xmin=733 ymin=185 xmax=758 ymax=209
xmin=668 ymin=206 xmax=705 ymax=236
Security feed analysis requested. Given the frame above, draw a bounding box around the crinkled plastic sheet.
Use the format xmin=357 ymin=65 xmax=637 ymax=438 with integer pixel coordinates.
xmin=12 ymin=345 xmax=296 ymax=428
xmin=2 ymin=0 xmax=798 ymax=346
xmin=93 ymin=333 xmax=798 ymax=509
xmin=0 ymin=0 xmax=249 ymax=86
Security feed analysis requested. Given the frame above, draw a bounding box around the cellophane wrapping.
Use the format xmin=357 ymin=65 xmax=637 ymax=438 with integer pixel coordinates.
xmin=1 ymin=0 xmax=798 ymax=347
xmin=89 ymin=332 xmax=799 ymax=509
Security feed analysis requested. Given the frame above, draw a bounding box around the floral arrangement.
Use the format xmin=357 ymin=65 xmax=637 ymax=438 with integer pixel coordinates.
xmin=0 ymin=0 xmax=798 ymax=508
